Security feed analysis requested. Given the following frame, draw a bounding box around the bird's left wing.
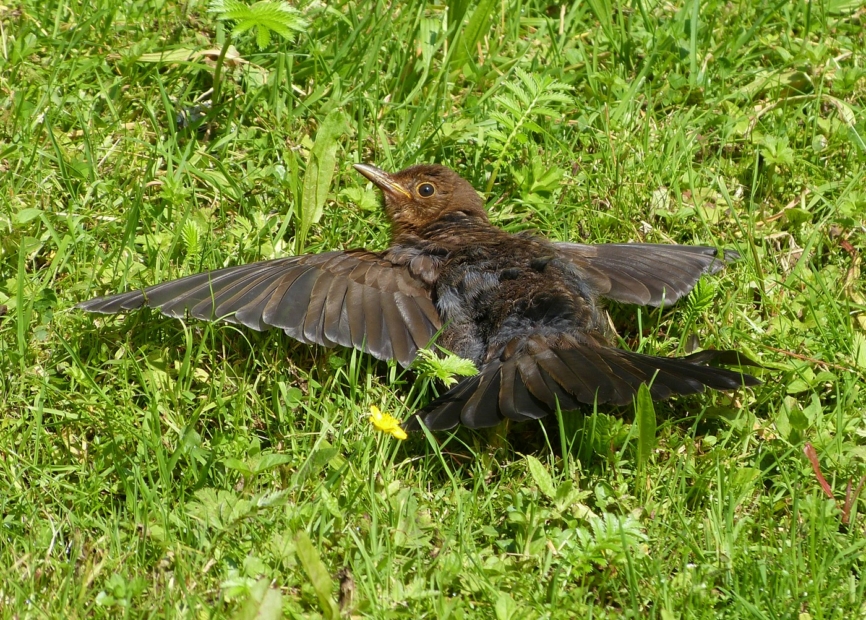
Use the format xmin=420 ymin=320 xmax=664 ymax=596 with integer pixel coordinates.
xmin=77 ymin=250 xmax=441 ymax=367
xmin=404 ymin=336 xmax=760 ymax=431
xmin=556 ymin=243 xmax=739 ymax=306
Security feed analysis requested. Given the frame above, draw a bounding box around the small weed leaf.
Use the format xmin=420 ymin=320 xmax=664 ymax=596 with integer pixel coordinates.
xmin=679 ymin=278 xmax=716 ymax=343
xmin=486 ymin=68 xmax=573 ymax=192
xmin=413 ymin=348 xmax=479 ymax=387
xmin=180 ymin=220 xmax=202 ymax=261
xmin=211 ymin=1 xmax=308 ymax=49
xmin=576 ymin=513 xmax=648 ymax=571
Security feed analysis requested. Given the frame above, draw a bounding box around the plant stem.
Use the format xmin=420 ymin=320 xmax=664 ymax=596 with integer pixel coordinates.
xmin=211 ymin=36 xmax=232 ymax=112
xmin=485 ymin=163 xmax=501 ymax=195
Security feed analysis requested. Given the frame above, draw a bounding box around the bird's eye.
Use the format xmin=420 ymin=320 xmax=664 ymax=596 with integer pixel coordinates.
xmin=417 ymin=183 xmax=436 ymax=197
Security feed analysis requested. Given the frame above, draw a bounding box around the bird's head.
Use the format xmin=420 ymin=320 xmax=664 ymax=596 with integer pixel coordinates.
xmin=353 ymin=163 xmax=487 ymax=235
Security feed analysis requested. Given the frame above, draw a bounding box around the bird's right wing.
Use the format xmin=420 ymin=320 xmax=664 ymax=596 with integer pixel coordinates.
xmin=405 ymin=335 xmax=760 ymax=431
xmin=78 ymin=250 xmax=441 ymax=367
xmin=556 ymin=243 xmax=739 ymax=306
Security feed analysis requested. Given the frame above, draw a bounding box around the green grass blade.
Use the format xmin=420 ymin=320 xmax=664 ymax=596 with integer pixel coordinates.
xmin=635 ymin=383 xmax=657 ymax=471
xmin=449 ymin=0 xmax=497 ymax=72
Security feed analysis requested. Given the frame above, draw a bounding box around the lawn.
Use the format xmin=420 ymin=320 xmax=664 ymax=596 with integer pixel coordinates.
xmin=2 ymin=0 xmax=865 ymax=617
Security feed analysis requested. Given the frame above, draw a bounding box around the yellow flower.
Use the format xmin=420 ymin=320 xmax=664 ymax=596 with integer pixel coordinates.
xmin=368 ymin=405 xmax=407 ymax=441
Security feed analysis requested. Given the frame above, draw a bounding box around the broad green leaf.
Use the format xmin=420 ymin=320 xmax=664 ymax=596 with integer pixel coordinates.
xmin=731 ymin=467 xmax=761 ymax=488
xmin=298 ymin=109 xmax=349 ymax=250
xmin=251 ymin=452 xmax=292 ymax=474
xmin=494 ymin=591 xmax=519 ymax=620
xmin=15 ymin=208 xmax=42 ymax=224
xmin=293 ymin=446 xmax=339 ymax=487
xmin=635 ymin=384 xmax=656 ymax=469
xmin=788 ymin=404 xmax=809 ymax=431
xmin=223 ymin=458 xmax=254 ymax=477
xmin=802 ymin=393 xmax=823 ymax=424
xmin=295 ymin=531 xmax=339 ymax=619
xmin=786 ymin=366 xmax=815 ymax=394
xmin=136 ymin=48 xmax=200 ymax=63
xmin=824 ymin=95 xmax=857 ymax=127
xmin=232 ymin=578 xmax=282 ymax=620
xmin=525 ymin=455 xmax=556 ymax=500
xmin=135 ymin=47 xmax=244 ymax=64
xmin=254 ymin=489 xmax=290 ymax=508
xmin=854 ymin=333 xmax=866 ymax=370
xmin=318 ymin=487 xmax=342 ymax=521
xmin=774 ymin=401 xmax=793 ymax=439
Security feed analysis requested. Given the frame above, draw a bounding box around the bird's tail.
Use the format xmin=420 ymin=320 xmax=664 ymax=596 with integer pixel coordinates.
xmin=404 ymin=336 xmax=760 ymax=431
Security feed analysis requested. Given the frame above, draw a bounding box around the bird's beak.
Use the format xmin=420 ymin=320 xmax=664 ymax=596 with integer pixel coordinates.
xmin=353 ymin=163 xmax=412 ymax=200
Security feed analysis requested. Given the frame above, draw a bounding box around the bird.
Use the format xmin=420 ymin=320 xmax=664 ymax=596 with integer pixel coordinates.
xmin=78 ymin=163 xmax=760 ymax=431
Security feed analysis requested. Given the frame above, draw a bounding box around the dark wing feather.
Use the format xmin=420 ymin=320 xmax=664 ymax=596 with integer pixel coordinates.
xmin=394 ymin=293 xmax=438 ymax=350
xmin=557 ymin=243 xmax=739 ymax=306
xmin=516 ymin=355 xmax=557 ymax=409
xmin=379 ymin=295 xmax=413 ymax=366
xmin=460 ymin=367 xmax=502 ymax=428
xmin=363 ymin=285 xmax=388 ymax=359
xmin=302 ymin=270 xmax=337 ymax=346
xmin=320 ymin=275 xmax=350 ymax=347
xmin=269 ymin=266 xmax=320 ymax=338
xmin=77 ymin=250 xmax=441 ymax=367
xmin=504 ymin=359 xmax=549 ymax=422
xmin=403 ymin=376 xmax=481 ymax=432
xmin=409 ymin=338 xmax=759 ymax=430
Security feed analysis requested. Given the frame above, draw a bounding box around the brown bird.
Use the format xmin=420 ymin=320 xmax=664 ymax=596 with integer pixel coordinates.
xmin=79 ymin=163 xmax=759 ymax=430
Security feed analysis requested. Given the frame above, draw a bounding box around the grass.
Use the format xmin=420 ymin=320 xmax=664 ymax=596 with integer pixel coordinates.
xmin=2 ymin=0 xmax=865 ymax=617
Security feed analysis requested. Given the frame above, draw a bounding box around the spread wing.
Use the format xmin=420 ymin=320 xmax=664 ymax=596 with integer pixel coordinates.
xmin=405 ymin=335 xmax=760 ymax=431
xmin=556 ymin=243 xmax=739 ymax=306
xmin=77 ymin=250 xmax=441 ymax=367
